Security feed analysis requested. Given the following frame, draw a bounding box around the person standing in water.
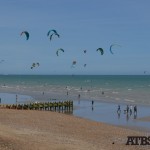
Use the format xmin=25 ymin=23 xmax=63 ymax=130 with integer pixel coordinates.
xmin=134 ymin=105 xmax=137 ymax=115
xmin=92 ymin=100 xmax=94 ymax=105
xmin=129 ymin=105 xmax=133 ymax=115
xmin=126 ymin=105 xmax=129 ymax=114
xmin=78 ymin=94 xmax=80 ymax=99
xmin=91 ymin=100 xmax=94 ymax=111
xmin=117 ymin=105 xmax=121 ymax=114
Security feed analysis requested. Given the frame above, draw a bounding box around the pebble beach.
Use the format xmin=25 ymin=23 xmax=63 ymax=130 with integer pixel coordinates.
xmin=0 ymin=107 xmax=150 ymax=150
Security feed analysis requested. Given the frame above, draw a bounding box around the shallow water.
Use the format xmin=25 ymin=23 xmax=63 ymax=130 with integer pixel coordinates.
xmin=0 ymin=93 xmax=33 ymax=104
xmin=1 ymin=92 xmax=150 ymax=132
xmin=0 ymin=75 xmax=150 ymax=105
xmin=73 ymin=100 xmax=150 ymax=132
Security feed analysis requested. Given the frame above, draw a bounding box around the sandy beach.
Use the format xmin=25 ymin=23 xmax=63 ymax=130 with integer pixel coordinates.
xmin=0 ymin=108 xmax=149 ymax=150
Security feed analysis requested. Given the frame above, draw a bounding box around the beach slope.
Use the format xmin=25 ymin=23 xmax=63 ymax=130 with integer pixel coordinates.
xmin=0 ymin=109 xmax=148 ymax=150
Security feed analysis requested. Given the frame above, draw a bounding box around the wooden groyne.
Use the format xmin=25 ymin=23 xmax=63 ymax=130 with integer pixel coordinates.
xmin=0 ymin=101 xmax=73 ymax=113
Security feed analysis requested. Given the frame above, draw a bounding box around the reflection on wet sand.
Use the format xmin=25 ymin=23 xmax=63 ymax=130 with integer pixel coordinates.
xmin=73 ymin=100 xmax=150 ymax=132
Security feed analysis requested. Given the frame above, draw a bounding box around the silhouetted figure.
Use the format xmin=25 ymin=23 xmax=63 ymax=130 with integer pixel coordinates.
xmin=78 ymin=94 xmax=80 ymax=99
xmin=126 ymin=105 xmax=129 ymax=114
xmin=134 ymin=105 xmax=137 ymax=116
xmin=92 ymin=100 xmax=94 ymax=106
xmin=117 ymin=105 xmax=121 ymax=114
xmin=129 ymin=105 xmax=132 ymax=115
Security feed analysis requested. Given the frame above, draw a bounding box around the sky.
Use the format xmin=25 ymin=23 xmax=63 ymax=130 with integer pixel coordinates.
xmin=0 ymin=0 xmax=150 ymax=75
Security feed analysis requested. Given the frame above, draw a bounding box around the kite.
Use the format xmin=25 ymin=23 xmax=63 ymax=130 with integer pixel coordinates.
xmin=96 ymin=48 xmax=104 ymax=55
xmin=31 ymin=63 xmax=36 ymax=69
xmin=56 ymin=48 xmax=64 ymax=56
xmin=36 ymin=62 xmax=40 ymax=66
xmin=72 ymin=61 xmax=76 ymax=65
xmin=47 ymin=29 xmax=60 ymax=41
xmin=110 ymin=44 xmax=121 ymax=54
xmin=49 ymin=33 xmax=60 ymax=41
xmin=50 ymin=33 xmax=55 ymax=41
xmin=71 ymin=60 xmax=77 ymax=68
xmin=31 ymin=62 xmax=40 ymax=69
xmin=83 ymin=50 xmax=87 ymax=54
xmin=47 ymin=29 xmax=58 ymax=36
xmin=84 ymin=64 xmax=86 ymax=67
xmin=20 ymin=31 xmax=29 ymax=40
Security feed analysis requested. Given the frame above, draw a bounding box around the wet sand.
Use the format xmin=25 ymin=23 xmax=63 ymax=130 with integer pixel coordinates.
xmin=73 ymin=100 xmax=150 ymax=132
xmin=1 ymin=92 xmax=150 ymax=132
xmin=138 ymin=116 xmax=150 ymax=122
xmin=0 ymin=108 xmax=149 ymax=150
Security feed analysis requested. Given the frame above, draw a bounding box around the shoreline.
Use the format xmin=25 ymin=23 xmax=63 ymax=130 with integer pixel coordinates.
xmin=1 ymin=91 xmax=150 ymax=133
xmin=1 ymin=87 xmax=150 ymax=107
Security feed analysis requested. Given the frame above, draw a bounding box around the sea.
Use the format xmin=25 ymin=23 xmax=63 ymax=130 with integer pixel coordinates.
xmin=0 ymin=75 xmax=150 ymax=131
xmin=0 ymin=75 xmax=149 ymax=105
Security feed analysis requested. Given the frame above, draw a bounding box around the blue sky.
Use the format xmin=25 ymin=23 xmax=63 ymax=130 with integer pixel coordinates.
xmin=0 ymin=0 xmax=150 ymax=75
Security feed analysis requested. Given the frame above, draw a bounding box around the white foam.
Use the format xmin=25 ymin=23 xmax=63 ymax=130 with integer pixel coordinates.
xmin=127 ymin=89 xmax=132 ymax=91
xmin=124 ymin=99 xmax=135 ymax=103
xmin=115 ymin=98 xmax=121 ymax=101
xmin=112 ymin=91 xmax=119 ymax=94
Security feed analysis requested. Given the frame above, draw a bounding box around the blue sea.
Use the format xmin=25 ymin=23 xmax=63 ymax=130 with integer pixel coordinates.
xmin=0 ymin=75 xmax=149 ymax=105
xmin=0 ymin=75 xmax=150 ymax=131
